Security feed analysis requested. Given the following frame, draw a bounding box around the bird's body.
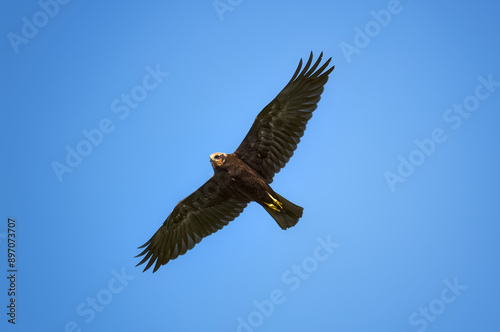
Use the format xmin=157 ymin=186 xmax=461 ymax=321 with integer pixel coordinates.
xmin=137 ymin=52 xmax=335 ymax=272
xmin=210 ymin=152 xmax=303 ymax=229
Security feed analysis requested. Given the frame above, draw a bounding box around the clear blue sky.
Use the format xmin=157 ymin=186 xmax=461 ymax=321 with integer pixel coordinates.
xmin=1 ymin=0 xmax=499 ymax=331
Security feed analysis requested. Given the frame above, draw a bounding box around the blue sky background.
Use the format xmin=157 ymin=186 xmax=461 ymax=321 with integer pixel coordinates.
xmin=1 ymin=0 xmax=499 ymax=331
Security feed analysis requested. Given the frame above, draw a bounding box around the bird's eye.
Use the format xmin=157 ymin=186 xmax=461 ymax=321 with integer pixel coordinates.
xmin=215 ymin=155 xmax=220 ymax=160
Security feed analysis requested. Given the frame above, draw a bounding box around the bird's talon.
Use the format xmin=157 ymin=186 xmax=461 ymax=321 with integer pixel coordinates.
xmin=265 ymin=202 xmax=281 ymax=212
xmin=266 ymin=192 xmax=283 ymax=210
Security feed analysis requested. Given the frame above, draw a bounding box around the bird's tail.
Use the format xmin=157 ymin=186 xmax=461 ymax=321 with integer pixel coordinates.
xmin=262 ymin=192 xmax=304 ymax=230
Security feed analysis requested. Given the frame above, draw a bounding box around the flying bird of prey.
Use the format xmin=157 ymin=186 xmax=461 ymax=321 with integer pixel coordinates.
xmin=136 ymin=52 xmax=334 ymax=272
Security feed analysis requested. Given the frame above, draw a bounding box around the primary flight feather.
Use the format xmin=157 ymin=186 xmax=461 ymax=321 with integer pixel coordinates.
xmin=136 ymin=52 xmax=335 ymax=272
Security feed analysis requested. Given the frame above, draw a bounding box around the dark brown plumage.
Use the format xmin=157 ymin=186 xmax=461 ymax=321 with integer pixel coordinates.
xmin=136 ymin=52 xmax=334 ymax=272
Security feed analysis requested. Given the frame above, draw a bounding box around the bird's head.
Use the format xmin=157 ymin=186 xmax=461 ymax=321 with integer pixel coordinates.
xmin=210 ymin=152 xmax=228 ymax=169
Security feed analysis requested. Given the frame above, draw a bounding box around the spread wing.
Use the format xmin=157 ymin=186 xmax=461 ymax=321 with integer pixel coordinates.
xmin=136 ymin=174 xmax=249 ymax=272
xmin=235 ymin=52 xmax=334 ymax=183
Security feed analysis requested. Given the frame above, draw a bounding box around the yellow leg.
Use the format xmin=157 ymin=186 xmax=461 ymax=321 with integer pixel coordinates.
xmin=265 ymin=192 xmax=283 ymax=212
